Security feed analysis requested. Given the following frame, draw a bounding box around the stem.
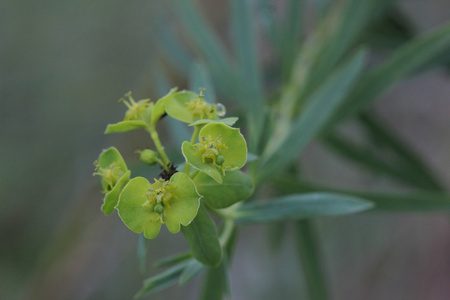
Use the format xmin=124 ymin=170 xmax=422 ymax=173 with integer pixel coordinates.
xmin=219 ymin=220 xmax=235 ymax=247
xmin=296 ymin=219 xmax=328 ymax=300
xmin=185 ymin=164 xmax=191 ymax=176
xmin=191 ymin=125 xmax=201 ymax=144
xmin=147 ymin=126 xmax=170 ymax=172
xmin=204 ymin=203 xmax=231 ymax=220
xmin=185 ymin=125 xmax=201 ymax=176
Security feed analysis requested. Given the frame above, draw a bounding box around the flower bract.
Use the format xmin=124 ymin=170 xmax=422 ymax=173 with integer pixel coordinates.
xmin=182 ymin=123 xmax=247 ymax=183
xmin=93 ymin=147 xmax=130 ymax=215
xmin=117 ymin=172 xmax=201 ymax=239
xmin=165 ymin=90 xmax=227 ymax=124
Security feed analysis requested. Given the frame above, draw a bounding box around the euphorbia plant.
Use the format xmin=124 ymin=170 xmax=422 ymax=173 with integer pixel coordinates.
xmin=92 ymin=0 xmax=450 ymax=298
xmin=94 ymin=88 xmax=253 ymax=273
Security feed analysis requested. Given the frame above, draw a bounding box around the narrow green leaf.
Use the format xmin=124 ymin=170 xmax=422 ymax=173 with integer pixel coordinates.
xmin=296 ymin=220 xmax=329 ymax=300
xmin=189 ymin=62 xmax=217 ymax=102
xmin=275 ymin=179 xmax=450 ymax=212
xmin=365 ymin=192 xmax=450 ymax=212
xmin=259 ymin=49 xmax=366 ymax=183
xmin=361 ymin=7 xmax=413 ymax=50
xmin=332 ymin=22 xmax=450 ymax=125
xmin=193 ymin=170 xmax=254 ymax=209
xmin=134 ymin=262 xmax=189 ymax=299
xmin=153 ymin=252 xmax=192 ymax=268
xmin=358 ymin=113 xmax=443 ymax=190
xmin=256 ymin=0 xmax=279 ymax=48
xmin=155 ymin=22 xmax=192 ymax=73
xmin=181 ymin=203 xmax=222 ymax=267
xmin=279 ymin=0 xmax=305 ymax=81
xmin=322 ymin=133 xmax=432 ymax=189
xmin=199 ymin=255 xmax=230 ymax=300
xmin=301 ymin=0 xmax=393 ymax=100
xmin=149 ymin=65 xmax=191 ymax=145
xmin=170 ymin=0 xmax=237 ymax=95
xmin=234 ymin=193 xmax=373 ymax=224
xmin=179 ymin=259 xmax=205 ymax=285
xmin=231 ymin=0 xmax=264 ymax=150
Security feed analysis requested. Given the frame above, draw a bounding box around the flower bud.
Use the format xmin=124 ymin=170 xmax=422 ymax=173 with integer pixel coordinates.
xmin=153 ymin=203 xmax=164 ymax=214
xmin=139 ymin=149 xmax=159 ymax=165
xmin=216 ymin=155 xmax=225 ymax=165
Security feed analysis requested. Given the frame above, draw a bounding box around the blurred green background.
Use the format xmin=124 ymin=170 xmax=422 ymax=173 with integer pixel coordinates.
xmin=2 ymin=0 xmax=450 ymax=299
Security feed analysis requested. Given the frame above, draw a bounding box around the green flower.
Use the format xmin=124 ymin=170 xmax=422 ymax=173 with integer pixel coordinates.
xmin=117 ymin=172 xmax=201 ymax=239
xmin=104 ymin=89 xmax=178 ymax=134
xmin=93 ymin=147 xmax=130 ymax=215
xmin=120 ymin=92 xmax=151 ymax=121
xmin=182 ymin=123 xmax=247 ymax=183
xmin=104 ymin=92 xmax=153 ymax=134
xmin=165 ymin=89 xmax=230 ymax=125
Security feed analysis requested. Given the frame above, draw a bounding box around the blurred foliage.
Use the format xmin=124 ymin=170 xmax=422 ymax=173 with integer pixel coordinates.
xmin=2 ymin=0 xmax=450 ymax=299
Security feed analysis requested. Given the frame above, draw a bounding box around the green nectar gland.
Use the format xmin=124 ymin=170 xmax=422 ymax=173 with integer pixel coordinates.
xmin=93 ymin=161 xmax=125 ymax=193
xmin=119 ymin=91 xmax=150 ymax=121
xmin=142 ymin=179 xmax=177 ymax=223
xmin=194 ymin=135 xmax=228 ymax=171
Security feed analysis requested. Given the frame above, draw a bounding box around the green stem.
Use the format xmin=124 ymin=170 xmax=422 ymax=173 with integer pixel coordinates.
xmin=204 ymin=203 xmax=231 ymax=220
xmin=191 ymin=125 xmax=201 ymax=144
xmin=185 ymin=125 xmax=202 ymax=176
xmin=147 ymin=126 xmax=170 ymax=172
xmin=219 ymin=220 xmax=235 ymax=247
xmin=296 ymin=219 xmax=328 ymax=300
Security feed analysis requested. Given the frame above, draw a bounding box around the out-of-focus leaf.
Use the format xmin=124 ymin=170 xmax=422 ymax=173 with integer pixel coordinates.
xmin=301 ymin=0 xmax=395 ymax=105
xmin=189 ymin=62 xmax=217 ymax=102
xmin=268 ymin=221 xmax=288 ymax=252
xmin=179 ymin=259 xmax=205 ymax=285
xmin=358 ymin=113 xmax=443 ymax=190
xmin=331 ymin=22 xmax=450 ymax=125
xmin=199 ymin=221 xmax=236 ymax=299
xmin=181 ymin=203 xmax=222 ymax=267
xmin=279 ymin=0 xmax=305 ymax=81
xmin=155 ymin=23 xmax=192 ymax=73
xmin=170 ymin=0 xmax=237 ymax=95
xmin=234 ymin=193 xmax=373 ymax=223
xmin=231 ymin=0 xmax=264 ymax=151
xmin=276 ymin=179 xmax=450 ymax=212
xmin=149 ymin=65 xmax=191 ymax=145
xmin=193 ymin=170 xmax=254 ymax=209
xmin=199 ymin=254 xmax=230 ymax=300
xmin=365 ymin=192 xmax=450 ymax=212
xmin=322 ymin=133 xmax=432 ymax=189
xmin=258 ymin=49 xmax=366 ymax=183
xmin=296 ymin=220 xmax=328 ymax=300
xmin=135 ymin=262 xmax=189 ymax=299
xmin=361 ymin=7 xmax=413 ymax=50
xmin=153 ymin=252 xmax=192 ymax=268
